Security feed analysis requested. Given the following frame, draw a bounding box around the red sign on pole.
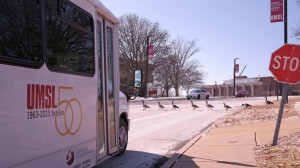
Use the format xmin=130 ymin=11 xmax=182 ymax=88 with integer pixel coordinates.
xmin=269 ymin=44 xmax=300 ymax=84
xmin=148 ymin=44 xmax=154 ymax=60
xmin=235 ymin=64 xmax=239 ymax=73
xmin=270 ymin=0 xmax=283 ymax=23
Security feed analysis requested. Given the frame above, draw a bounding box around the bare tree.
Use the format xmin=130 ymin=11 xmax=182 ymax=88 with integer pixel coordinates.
xmin=292 ymin=25 xmax=300 ymax=40
xmin=119 ymin=14 xmax=204 ymax=97
xmin=166 ymin=36 xmax=202 ymax=96
xmin=292 ymin=0 xmax=300 ymax=40
xmin=118 ymin=13 xmax=169 ymax=92
xmin=153 ymin=48 xmax=173 ymax=97
xmin=154 ymin=54 xmax=204 ymax=97
xmin=181 ymin=62 xmax=205 ymax=94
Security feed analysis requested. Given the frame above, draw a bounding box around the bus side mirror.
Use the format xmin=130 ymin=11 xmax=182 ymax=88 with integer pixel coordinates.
xmin=134 ymin=69 xmax=142 ymax=88
xmin=127 ymin=69 xmax=143 ymax=101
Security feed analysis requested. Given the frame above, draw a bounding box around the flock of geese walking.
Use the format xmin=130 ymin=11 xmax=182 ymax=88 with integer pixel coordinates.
xmin=142 ymin=96 xmax=274 ymax=111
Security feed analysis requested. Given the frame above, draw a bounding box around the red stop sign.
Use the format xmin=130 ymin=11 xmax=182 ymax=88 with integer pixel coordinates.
xmin=269 ymin=44 xmax=300 ymax=84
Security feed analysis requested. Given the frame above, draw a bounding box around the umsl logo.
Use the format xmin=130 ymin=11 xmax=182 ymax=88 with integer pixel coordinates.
xmin=27 ymin=83 xmax=83 ymax=136
xmin=27 ymin=84 xmax=57 ymax=109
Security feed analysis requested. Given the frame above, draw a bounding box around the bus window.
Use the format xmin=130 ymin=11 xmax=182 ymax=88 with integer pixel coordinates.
xmin=46 ymin=0 xmax=95 ymax=76
xmin=0 ymin=0 xmax=42 ymax=67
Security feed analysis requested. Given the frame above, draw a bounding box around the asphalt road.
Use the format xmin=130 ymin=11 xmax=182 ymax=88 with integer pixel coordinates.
xmin=99 ymin=96 xmax=274 ymax=168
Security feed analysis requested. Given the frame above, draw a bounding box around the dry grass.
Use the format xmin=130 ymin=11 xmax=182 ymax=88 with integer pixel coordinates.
xmin=213 ymin=96 xmax=300 ymax=168
xmin=255 ymin=132 xmax=300 ymax=168
xmin=214 ymin=97 xmax=300 ymax=127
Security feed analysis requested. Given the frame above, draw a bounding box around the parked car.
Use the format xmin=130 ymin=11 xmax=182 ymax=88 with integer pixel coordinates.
xmin=235 ymin=90 xmax=249 ymax=98
xmin=186 ymin=89 xmax=210 ymax=99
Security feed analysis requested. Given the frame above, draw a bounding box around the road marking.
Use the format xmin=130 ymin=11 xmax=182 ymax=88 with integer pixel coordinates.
xmin=131 ymin=111 xmax=180 ymax=122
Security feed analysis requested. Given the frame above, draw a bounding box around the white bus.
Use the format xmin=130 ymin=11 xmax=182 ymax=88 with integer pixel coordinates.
xmin=0 ymin=0 xmax=131 ymax=167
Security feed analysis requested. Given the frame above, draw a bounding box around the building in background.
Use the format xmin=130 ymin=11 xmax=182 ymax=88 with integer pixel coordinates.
xmin=202 ymin=76 xmax=300 ymax=97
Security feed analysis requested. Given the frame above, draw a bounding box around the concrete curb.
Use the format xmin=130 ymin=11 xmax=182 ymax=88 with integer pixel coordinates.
xmin=161 ymin=123 xmax=215 ymax=168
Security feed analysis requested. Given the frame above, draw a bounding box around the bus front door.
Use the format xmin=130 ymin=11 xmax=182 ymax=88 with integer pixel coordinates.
xmin=96 ymin=18 xmax=118 ymax=161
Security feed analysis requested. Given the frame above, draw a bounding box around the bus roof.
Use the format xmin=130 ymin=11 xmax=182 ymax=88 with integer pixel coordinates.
xmin=88 ymin=0 xmax=119 ymax=24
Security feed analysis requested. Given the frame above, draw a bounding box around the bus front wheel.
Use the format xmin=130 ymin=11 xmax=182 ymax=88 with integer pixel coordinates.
xmin=117 ymin=119 xmax=128 ymax=155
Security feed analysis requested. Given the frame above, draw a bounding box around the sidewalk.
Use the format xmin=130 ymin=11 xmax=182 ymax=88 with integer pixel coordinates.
xmin=162 ymin=117 xmax=300 ymax=168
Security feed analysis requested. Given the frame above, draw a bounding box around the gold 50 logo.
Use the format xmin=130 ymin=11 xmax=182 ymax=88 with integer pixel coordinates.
xmin=27 ymin=84 xmax=82 ymax=136
xmin=55 ymin=86 xmax=82 ymax=136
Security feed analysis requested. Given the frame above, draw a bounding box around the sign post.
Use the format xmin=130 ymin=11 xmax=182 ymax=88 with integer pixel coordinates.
xmin=269 ymin=44 xmax=300 ymax=145
xmin=272 ymin=83 xmax=288 ymax=145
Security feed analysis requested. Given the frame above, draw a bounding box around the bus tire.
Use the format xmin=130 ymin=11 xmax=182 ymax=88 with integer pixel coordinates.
xmin=117 ymin=119 xmax=128 ymax=156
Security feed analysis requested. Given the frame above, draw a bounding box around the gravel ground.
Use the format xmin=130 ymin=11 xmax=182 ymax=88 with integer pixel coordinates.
xmin=213 ymin=96 xmax=300 ymax=168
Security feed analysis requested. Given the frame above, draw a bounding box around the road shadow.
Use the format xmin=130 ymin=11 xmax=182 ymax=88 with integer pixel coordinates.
xmin=95 ymin=150 xmax=171 ymax=168
xmin=168 ymin=154 xmax=256 ymax=168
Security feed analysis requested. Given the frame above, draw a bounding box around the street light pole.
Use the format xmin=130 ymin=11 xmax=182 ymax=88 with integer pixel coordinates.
xmin=145 ymin=35 xmax=152 ymax=98
xmin=233 ymin=58 xmax=239 ymax=96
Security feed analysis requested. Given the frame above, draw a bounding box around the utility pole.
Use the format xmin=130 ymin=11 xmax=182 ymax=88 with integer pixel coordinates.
xmin=233 ymin=58 xmax=239 ymax=96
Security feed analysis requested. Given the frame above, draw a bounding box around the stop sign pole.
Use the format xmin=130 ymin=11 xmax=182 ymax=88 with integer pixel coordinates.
xmin=269 ymin=43 xmax=300 ymax=145
xmin=272 ymin=83 xmax=288 ymax=146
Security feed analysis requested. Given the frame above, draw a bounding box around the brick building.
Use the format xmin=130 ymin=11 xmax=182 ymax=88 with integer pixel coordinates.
xmin=201 ymin=76 xmax=300 ymax=97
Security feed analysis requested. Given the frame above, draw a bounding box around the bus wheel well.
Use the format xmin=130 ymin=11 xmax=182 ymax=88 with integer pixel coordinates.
xmin=120 ymin=113 xmax=128 ymax=125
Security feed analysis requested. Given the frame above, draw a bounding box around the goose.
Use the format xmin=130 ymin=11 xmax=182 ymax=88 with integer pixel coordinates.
xmin=158 ymin=102 xmax=165 ymax=110
xmin=205 ymin=101 xmax=214 ymax=111
xmin=265 ymin=96 xmax=274 ymax=105
xmin=241 ymin=103 xmax=252 ymax=108
xmin=191 ymin=100 xmax=199 ymax=110
xmin=223 ymin=102 xmax=232 ymax=111
xmin=142 ymin=100 xmax=150 ymax=110
xmin=172 ymin=101 xmax=179 ymax=110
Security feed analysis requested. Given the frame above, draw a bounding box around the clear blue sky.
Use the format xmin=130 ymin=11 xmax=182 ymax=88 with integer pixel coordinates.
xmin=100 ymin=0 xmax=300 ymax=85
